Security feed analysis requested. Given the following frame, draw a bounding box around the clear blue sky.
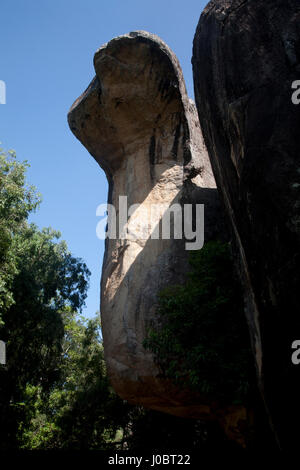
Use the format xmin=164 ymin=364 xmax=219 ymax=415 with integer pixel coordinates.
xmin=0 ymin=0 xmax=207 ymax=317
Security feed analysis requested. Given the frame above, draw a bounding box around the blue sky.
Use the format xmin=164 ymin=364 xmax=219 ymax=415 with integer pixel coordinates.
xmin=0 ymin=0 xmax=207 ymax=317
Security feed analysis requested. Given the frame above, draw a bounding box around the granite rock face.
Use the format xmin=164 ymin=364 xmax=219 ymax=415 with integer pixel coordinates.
xmin=193 ymin=0 xmax=300 ymax=449
xmin=68 ymin=31 xmax=226 ymax=418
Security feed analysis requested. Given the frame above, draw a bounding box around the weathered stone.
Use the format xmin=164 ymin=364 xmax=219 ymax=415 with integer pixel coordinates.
xmin=68 ymin=31 xmax=227 ymax=418
xmin=193 ymin=0 xmax=300 ymax=449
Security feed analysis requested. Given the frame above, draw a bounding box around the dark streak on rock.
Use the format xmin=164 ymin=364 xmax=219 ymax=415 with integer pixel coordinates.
xmin=182 ymin=120 xmax=192 ymax=165
xmin=98 ymin=80 xmax=102 ymax=105
xmin=158 ymin=78 xmax=170 ymax=98
xmin=172 ymin=118 xmax=182 ymax=161
xmin=186 ymin=166 xmax=204 ymax=180
xmin=149 ymin=134 xmax=156 ymax=180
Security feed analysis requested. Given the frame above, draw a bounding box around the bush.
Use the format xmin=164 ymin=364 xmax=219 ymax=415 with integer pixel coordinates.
xmin=144 ymin=241 xmax=253 ymax=404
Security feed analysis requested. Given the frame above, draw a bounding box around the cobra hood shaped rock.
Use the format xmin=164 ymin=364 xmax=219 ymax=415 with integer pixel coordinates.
xmin=68 ymin=31 xmax=225 ymax=418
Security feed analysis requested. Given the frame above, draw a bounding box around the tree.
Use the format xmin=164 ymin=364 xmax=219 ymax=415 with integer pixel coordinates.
xmin=0 ymin=147 xmax=40 ymax=323
xmin=19 ymin=312 xmax=129 ymax=450
xmin=0 ymin=146 xmax=91 ymax=449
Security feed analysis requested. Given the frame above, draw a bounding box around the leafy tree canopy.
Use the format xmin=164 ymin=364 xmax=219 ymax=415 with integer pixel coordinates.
xmin=0 ymin=145 xmax=91 ymax=448
xmin=19 ymin=312 xmax=129 ymax=450
xmin=0 ymin=146 xmax=41 ymax=322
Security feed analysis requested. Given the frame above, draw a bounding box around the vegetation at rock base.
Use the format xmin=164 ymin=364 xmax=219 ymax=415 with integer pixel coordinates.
xmin=144 ymin=241 xmax=254 ymax=404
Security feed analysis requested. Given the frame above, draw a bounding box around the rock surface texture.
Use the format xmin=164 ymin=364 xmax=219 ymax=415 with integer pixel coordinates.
xmin=68 ymin=31 xmax=226 ymax=418
xmin=193 ymin=0 xmax=300 ymax=449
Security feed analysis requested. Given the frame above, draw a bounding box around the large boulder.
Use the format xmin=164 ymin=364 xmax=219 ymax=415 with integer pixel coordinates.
xmin=68 ymin=31 xmax=226 ymax=418
xmin=193 ymin=0 xmax=300 ymax=449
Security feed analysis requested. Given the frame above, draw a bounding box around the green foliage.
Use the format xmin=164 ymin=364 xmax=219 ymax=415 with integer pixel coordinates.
xmin=19 ymin=313 xmax=129 ymax=450
xmin=144 ymin=241 xmax=253 ymax=403
xmin=17 ymin=309 xmax=238 ymax=451
xmin=0 ymin=146 xmax=41 ymax=323
xmin=0 ymin=145 xmax=132 ymax=451
xmin=0 ymin=146 xmax=91 ymax=449
xmin=0 ymin=224 xmax=91 ymax=393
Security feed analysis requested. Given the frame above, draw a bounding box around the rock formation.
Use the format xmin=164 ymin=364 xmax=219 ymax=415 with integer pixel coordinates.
xmin=68 ymin=31 xmax=228 ymax=419
xmin=193 ymin=0 xmax=300 ymax=449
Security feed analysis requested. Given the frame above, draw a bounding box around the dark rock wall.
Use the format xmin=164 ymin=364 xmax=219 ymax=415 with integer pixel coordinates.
xmin=193 ymin=0 xmax=300 ymax=449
